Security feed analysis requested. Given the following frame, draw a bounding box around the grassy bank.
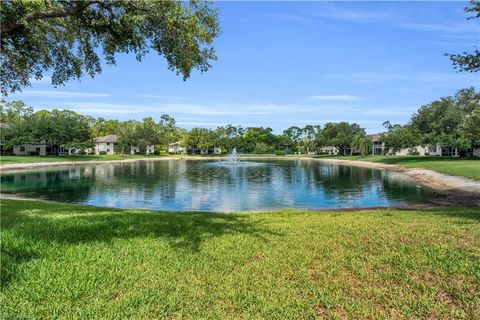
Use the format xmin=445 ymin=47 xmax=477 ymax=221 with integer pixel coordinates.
xmin=1 ymin=199 xmax=479 ymax=319
xmin=316 ymin=155 xmax=480 ymax=180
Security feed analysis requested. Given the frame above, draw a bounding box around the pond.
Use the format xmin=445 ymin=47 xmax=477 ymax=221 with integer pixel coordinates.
xmin=0 ymin=159 xmax=437 ymax=212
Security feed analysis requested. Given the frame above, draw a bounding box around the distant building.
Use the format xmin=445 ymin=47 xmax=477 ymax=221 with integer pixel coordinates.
xmin=94 ymin=135 xmax=118 ymax=155
xmin=367 ymin=133 xmax=385 ymax=155
xmin=13 ymin=140 xmax=60 ymax=156
xmin=187 ymin=146 xmax=222 ymax=155
xmin=168 ymin=142 xmax=186 ymax=154
xmin=319 ymin=146 xmax=339 ymax=155
xmin=94 ymin=135 xmax=154 ymax=155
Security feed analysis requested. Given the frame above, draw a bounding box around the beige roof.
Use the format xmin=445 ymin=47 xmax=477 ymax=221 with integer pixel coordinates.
xmin=367 ymin=133 xmax=384 ymax=142
xmin=168 ymin=141 xmax=183 ymax=146
xmin=95 ymin=134 xmax=118 ymax=143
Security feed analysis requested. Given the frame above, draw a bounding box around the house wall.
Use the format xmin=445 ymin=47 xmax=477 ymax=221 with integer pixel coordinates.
xmin=394 ymin=145 xmax=428 ymax=156
xmin=168 ymin=145 xmax=186 ymax=154
xmin=145 ymin=145 xmax=154 ymax=154
xmin=13 ymin=144 xmax=47 ymax=156
xmin=95 ymin=142 xmax=116 ymax=154
xmin=427 ymin=144 xmax=442 ymax=156
xmin=473 ymin=148 xmax=480 ymax=157
xmin=319 ymin=146 xmax=339 ymax=155
xmin=128 ymin=145 xmax=154 ymax=154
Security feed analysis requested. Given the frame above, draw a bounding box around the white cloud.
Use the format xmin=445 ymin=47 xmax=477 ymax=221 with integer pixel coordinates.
xmin=312 ymin=5 xmax=391 ymax=23
xmin=307 ymin=95 xmax=364 ymax=101
xmin=15 ymin=90 xmax=110 ymax=98
xmin=400 ymin=22 xmax=476 ymax=33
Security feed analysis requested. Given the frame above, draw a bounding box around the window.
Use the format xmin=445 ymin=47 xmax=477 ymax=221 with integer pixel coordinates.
xmin=36 ymin=147 xmax=41 ymax=152
xmin=20 ymin=146 xmax=25 ymax=152
xmin=107 ymin=149 xmax=110 ymax=152
xmin=107 ymin=142 xmax=110 ymax=146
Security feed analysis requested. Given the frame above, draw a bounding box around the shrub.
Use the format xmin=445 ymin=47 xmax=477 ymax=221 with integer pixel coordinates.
xmin=99 ymin=151 xmax=107 ymax=155
xmin=275 ymin=151 xmax=286 ymax=156
xmin=78 ymin=149 xmax=86 ymax=155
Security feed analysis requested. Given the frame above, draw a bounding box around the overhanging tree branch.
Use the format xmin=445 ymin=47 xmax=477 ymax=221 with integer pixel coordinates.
xmin=1 ymin=1 xmax=98 ymax=34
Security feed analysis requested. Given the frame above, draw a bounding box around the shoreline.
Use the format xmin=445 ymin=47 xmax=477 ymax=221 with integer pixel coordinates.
xmin=1 ymin=156 xmax=479 ymax=207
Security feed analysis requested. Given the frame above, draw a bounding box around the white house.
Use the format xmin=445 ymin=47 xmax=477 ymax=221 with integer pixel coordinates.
xmin=168 ymin=142 xmax=186 ymax=154
xmin=319 ymin=146 xmax=339 ymax=155
xmin=94 ymin=135 xmax=118 ymax=155
xmin=13 ymin=140 xmax=60 ymax=156
xmin=393 ymin=146 xmax=428 ymax=156
xmin=94 ymin=135 xmax=154 ymax=155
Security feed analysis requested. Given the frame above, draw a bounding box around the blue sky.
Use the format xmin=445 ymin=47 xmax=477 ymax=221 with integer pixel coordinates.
xmin=8 ymin=1 xmax=480 ymax=134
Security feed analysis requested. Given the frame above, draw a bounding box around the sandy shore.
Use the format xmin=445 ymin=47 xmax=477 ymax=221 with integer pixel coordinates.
xmin=1 ymin=156 xmax=479 ymax=207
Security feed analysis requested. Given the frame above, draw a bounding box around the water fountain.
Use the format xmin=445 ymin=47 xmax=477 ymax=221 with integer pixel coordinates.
xmin=228 ymin=147 xmax=241 ymax=164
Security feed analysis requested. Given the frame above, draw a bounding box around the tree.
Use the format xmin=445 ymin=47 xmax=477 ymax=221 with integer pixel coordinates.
xmin=158 ymin=114 xmax=177 ymax=145
xmin=300 ymin=125 xmax=316 ymax=154
xmin=2 ymin=106 xmax=93 ymax=149
xmin=183 ymin=127 xmax=213 ymax=153
xmin=1 ymin=0 xmax=220 ymax=95
xmin=409 ymin=88 xmax=480 ymax=152
xmin=382 ymin=124 xmax=419 ymax=154
xmin=352 ymin=133 xmax=372 ymax=156
xmin=117 ymin=120 xmax=137 ymax=155
xmin=91 ymin=118 xmax=120 ymax=137
xmin=322 ymin=122 xmax=365 ymax=155
xmin=283 ymin=126 xmax=302 ymax=152
xmin=446 ymin=0 xmax=480 ymax=72
xmin=132 ymin=117 xmax=161 ymax=152
xmin=242 ymin=127 xmax=278 ymax=153
xmin=0 ymin=100 xmax=34 ymax=147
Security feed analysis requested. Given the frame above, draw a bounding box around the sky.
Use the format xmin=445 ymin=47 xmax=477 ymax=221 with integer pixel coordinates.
xmin=7 ymin=1 xmax=480 ymax=134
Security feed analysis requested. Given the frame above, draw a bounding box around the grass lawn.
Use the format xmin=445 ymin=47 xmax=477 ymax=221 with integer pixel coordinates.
xmin=310 ymin=155 xmax=480 ymax=180
xmin=1 ymin=199 xmax=479 ymax=319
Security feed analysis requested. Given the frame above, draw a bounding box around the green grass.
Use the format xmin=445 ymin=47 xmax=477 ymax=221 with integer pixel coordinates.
xmin=1 ymin=199 xmax=479 ymax=319
xmin=315 ymin=155 xmax=480 ymax=180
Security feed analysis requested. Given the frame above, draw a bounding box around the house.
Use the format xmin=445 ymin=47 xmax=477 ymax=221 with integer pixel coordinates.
xmin=473 ymin=148 xmax=480 ymax=157
xmin=368 ymin=134 xmax=385 ymax=155
xmin=94 ymin=135 xmax=154 ymax=155
xmin=168 ymin=142 xmax=186 ymax=154
xmin=368 ymin=132 xmax=429 ymax=156
xmin=394 ymin=146 xmax=428 ymax=156
xmin=94 ymin=135 xmax=118 ymax=155
xmin=206 ymin=147 xmax=222 ymax=155
xmin=319 ymin=146 xmax=339 ymax=155
xmin=13 ymin=140 xmax=60 ymax=156
xmin=187 ymin=146 xmax=222 ymax=155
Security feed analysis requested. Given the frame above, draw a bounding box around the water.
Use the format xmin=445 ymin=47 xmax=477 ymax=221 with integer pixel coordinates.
xmin=0 ymin=159 xmax=437 ymax=212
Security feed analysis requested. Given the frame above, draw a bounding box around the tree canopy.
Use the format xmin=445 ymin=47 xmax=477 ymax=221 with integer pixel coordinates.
xmin=384 ymin=87 xmax=480 ymax=153
xmin=447 ymin=0 xmax=480 ymax=72
xmin=0 ymin=0 xmax=220 ymax=95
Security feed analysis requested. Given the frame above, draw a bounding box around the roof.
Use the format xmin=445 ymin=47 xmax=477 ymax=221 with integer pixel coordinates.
xmin=0 ymin=122 xmax=11 ymax=129
xmin=95 ymin=134 xmax=118 ymax=143
xmin=367 ymin=133 xmax=384 ymax=142
xmin=168 ymin=141 xmax=183 ymax=146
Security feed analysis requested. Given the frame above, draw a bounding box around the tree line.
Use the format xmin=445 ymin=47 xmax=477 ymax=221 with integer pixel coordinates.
xmin=1 ymin=87 xmax=479 ymax=156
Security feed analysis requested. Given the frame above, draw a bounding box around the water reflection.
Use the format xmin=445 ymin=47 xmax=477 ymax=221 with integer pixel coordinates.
xmin=0 ymin=160 xmax=435 ymax=212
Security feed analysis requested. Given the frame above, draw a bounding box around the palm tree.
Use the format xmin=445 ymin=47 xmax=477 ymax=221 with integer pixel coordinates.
xmin=352 ymin=134 xmax=372 ymax=156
